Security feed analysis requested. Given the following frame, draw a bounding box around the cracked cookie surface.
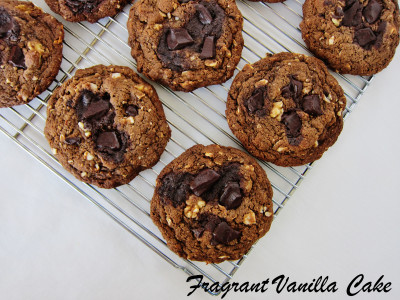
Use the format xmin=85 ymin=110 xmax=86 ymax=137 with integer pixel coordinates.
xmin=150 ymin=144 xmax=273 ymax=263
xmin=45 ymin=0 xmax=129 ymax=23
xmin=226 ymin=53 xmax=346 ymax=167
xmin=45 ymin=65 xmax=171 ymax=189
xmin=127 ymin=0 xmax=244 ymax=92
xmin=0 ymin=0 xmax=63 ymax=108
xmin=300 ymin=0 xmax=400 ymax=75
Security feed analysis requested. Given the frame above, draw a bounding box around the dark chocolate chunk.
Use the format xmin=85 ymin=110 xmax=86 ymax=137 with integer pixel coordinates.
xmin=342 ymin=0 xmax=363 ymax=27
xmin=192 ymin=227 xmax=204 ymax=239
xmin=200 ymin=36 xmax=215 ymax=59
xmin=246 ymin=90 xmax=264 ymax=114
xmin=245 ymin=87 xmax=268 ymax=116
xmin=373 ymin=21 xmax=387 ymax=48
xmin=82 ymin=99 xmax=110 ymax=120
xmin=212 ymin=221 xmax=241 ymax=245
xmin=281 ymin=110 xmax=302 ymax=145
xmin=333 ymin=6 xmax=344 ymax=18
xmin=96 ymin=131 xmax=120 ymax=151
xmin=125 ymin=105 xmax=139 ymax=117
xmin=302 ymin=95 xmax=323 ymax=116
xmin=158 ymin=172 xmax=193 ymax=207
xmin=281 ymin=76 xmax=303 ymax=101
xmin=156 ymin=1 xmax=225 ymax=71
xmin=64 ymin=137 xmax=81 ymax=145
xmin=363 ymin=0 xmax=382 ymax=24
xmin=355 ymin=27 xmax=376 ymax=47
xmin=190 ymin=168 xmax=221 ymax=196
xmin=8 ymin=45 xmax=25 ymax=69
xmin=196 ymin=4 xmax=213 ymax=25
xmin=65 ymin=0 xmax=103 ymax=14
xmin=167 ymin=28 xmax=194 ymax=50
xmin=219 ymin=181 xmax=242 ymax=209
xmin=0 ymin=7 xmax=13 ymax=38
xmin=80 ymin=90 xmax=96 ymax=106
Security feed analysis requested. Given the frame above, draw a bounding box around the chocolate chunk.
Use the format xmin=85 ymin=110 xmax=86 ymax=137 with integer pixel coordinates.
xmin=282 ymin=76 xmax=303 ymax=101
xmin=82 ymin=99 xmax=110 ymax=119
xmin=65 ymin=0 xmax=103 ymax=14
xmin=200 ymin=36 xmax=215 ymax=59
xmin=126 ymin=105 xmax=139 ymax=117
xmin=8 ymin=45 xmax=26 ymax=69
xmin=0 ymin=7 xmax=12 ymax=38
xmin=96 ymin=131 xmax=120 ymax=151
xmin=355 ymin=27 xmax=376 ymax=47
xmin=200 ymin=163 xmax=242 ymax=202
xmin=158 ymin=172 xmax=193 ymax=207
xmin=167 ymin=28 xmax=194 ymax=50
xmin=333 ymin=6 xmax=344 ymax=18
xmin=363 ymin=0 xmax=382 ymax=24
xmin=192 ymin=227 xmax=204 ymax=239
xmin=373 ymin=21 xmax=387 ymax=48
xmin=245 ymin=87 xmax=268 ymax=115
xmin=302 ymin=95 xmax=323 ymax=116
xmin=281 ymin=110 xmax=302 ymax=145
xmin=342 ymin=0 xmax=363 ymax=27
xmin=219 ymin=181 xmax=242 ymax=209
xmin=196 ymin=4 xmax=213 ymax=25
xmin=190 ymin=168 xmax=221 ymax=196
xmin=64 ymin=137 xmax=81 ymax=145
xmin=80 ymin=90 xmax=95 ymax=106
xmin=212 ymin=222 xmax=241 ymax=245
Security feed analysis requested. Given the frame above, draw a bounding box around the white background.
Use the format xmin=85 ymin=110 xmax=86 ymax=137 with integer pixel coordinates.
xmin=1 ymin=52 xmax=399 ymax=300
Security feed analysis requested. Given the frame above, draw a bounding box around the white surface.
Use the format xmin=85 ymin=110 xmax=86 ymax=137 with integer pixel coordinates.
xmin=1 ymin=51 xmax=399 ymax=300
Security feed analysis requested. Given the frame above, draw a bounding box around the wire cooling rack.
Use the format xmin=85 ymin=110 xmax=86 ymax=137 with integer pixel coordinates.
xmin=0 ymin=0 xmax=373 ymax=295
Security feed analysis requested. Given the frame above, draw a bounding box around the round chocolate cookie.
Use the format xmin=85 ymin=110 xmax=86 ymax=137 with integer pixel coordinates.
xmin=127 ymin=0 xmax=244 ymax=92
xmin=45 ymin=65 xmax=171 ymax=189
xmin=44 ymin=0 xmax=129 ymax=23
xmin=0 ymin=0 xmax=64 ymax=108
xmin=300 ymin=0 xmax=400 ymax=75
xmin=226 ymin=53 xmax=346 ymax=167
xmin=150 ymin=144 xmax=274 ymax=263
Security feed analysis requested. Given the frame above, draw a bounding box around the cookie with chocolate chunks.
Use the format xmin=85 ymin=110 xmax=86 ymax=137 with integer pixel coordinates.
xmin=44 ymin=65 xmax=171 ymax=189
xmin=0 ymin=0 xmax=63 ymax=108
xmin=300 ymin=0 xmax=400 ymax=75
xmin=226 ymin=53 xmax=346 ymax=167
xmin=150 ymin=144 xmax=273 ymax=263
xmin=45 ymin=0 xmax=129 ymax=23
xmin=127 ymin=0 xmax=244 ymax=92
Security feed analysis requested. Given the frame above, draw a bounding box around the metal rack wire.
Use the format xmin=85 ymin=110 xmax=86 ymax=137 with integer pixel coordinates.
xmin=0 ymin=0 xmax=373 ymax=295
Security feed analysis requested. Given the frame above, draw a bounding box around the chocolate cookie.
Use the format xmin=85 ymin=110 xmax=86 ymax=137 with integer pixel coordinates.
xmin=150 ymin=144 xmax=274 ymax=263
xmin=127 ymin=0 xmax=244 ymax=92
xmin=0 ymin=0 xmax=64 ymax=108
xmin=44 ymin=65 xmax=171 ymax=189
xmin=44 ymin=0 xmax=129 ymax=23
xmin=300 ymin=0 xmax=400 ymax=75
xmin=226 ymin=53 xmax=346 ymax=167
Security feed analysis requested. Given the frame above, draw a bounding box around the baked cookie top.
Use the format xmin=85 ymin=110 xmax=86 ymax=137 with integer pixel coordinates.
xmin=127 ymin=0 xmax=244 ymax=92
xmin=44 ymin=0 xmax=129 ymax=23
xmin=45 ymin=65 xmax=171 ymax=189
xmin=226 ymin=53 xmax=346 ymax=167
xmin=150 ymin=144 xmax=274 ymax=263
xmin=300 ymin=0 xmax=400 ymax=75
xmin=0 ymin=0 xmax=63 ymax=108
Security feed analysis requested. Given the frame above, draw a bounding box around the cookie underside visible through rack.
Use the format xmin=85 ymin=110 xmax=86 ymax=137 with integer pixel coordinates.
xmin=0 ymin=0 xmax=372 ymax=296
